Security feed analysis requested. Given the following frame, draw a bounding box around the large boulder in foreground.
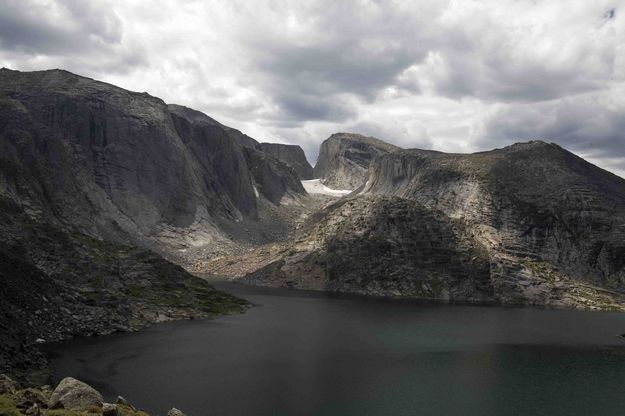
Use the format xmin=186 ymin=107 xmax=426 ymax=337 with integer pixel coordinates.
xmin=49 ymin=377 xmax=103 ymax=410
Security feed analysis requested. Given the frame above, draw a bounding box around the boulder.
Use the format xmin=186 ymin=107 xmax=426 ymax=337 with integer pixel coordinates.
xmin=167 ymin=408 xmax=187 ymax=416
xmin=0 ymin=374 xmax=18 ymax=394
xmin=48 ymin=377 xmax=103 ymax=410
xmin=102 ymin=402 xmax=121 ymax=416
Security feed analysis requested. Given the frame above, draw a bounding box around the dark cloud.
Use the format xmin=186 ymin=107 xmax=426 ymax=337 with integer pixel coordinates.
xmin=235 ymin=0 xmax=441 ymax=123
xmin=0 ymin=0 xmax=147 ymax=75
xmin=272 ymin=92 xmax=358 ymax=122
xmin=472 ymin=90 xmax=625 ymax=164
xmin=0 ymin=0 xmax=122 ymax=53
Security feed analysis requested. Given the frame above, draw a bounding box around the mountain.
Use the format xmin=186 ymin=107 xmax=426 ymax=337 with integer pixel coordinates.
xmin=3 ymin=67 xmax=625 ymax=382
xmin=257 ymin=142 xmax=314 ymax=179
xmin=0 ymin=68 xmax=308 ymax=252
xmin=0 ymin=68 xmax=312 ymax=379
xmin=313 ymin=132 xmax=400 ymax=190
xmin=243 ymin=140 xmax=625 ymax=310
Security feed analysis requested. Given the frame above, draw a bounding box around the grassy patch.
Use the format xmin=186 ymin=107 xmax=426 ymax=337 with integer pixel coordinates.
xmin=0 ymin=394 xmax=20 ymax=416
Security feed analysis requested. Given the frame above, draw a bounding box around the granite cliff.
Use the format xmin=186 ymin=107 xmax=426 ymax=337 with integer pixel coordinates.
xmin=0 ymin=68 xmax=307 ymax=252
xmin=257 ymin=142 xmax=314 ymax=180
xmin=313 ymin=132 xmax=399 ymax=190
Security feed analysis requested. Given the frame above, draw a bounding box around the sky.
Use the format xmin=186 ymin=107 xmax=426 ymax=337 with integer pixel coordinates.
xmin=1 ymin=0 xmax=624 ymax=176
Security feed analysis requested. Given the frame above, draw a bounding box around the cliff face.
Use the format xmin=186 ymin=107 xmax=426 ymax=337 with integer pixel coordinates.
xmin=0 ymin=68 xmax=313 ymax=378
xmin=257 ymin=142 xmax=313 ymax=179
xmin=0 ymin=69 xmax=306 ymax=250
xmin=243 ymin=147 xmax=307 ymax=205
xmin=243 ymin=141 xmax=625 ymax=310
xmin=313 ymin=133 xmax=399 ymax=190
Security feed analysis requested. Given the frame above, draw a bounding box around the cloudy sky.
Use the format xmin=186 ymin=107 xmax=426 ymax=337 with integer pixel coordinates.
xmin=1 ymin=0 xmax=623 ymax=176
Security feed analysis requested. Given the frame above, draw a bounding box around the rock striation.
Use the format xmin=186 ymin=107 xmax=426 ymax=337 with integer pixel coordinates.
xmin=313 ymin=132 xmax=399 ymax=190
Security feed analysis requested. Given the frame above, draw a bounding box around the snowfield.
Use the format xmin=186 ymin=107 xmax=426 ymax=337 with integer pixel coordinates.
xmin=302 ymin=179 xmax=352 ymax=197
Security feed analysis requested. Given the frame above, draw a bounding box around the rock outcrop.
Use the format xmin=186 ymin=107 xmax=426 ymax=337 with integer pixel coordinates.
xmin=243 ymin=140 xmax=625 ymax=310
xmin=313 ymin=133 xmax=399 ymax=190
xmin=257 ymin=142 xmax=314 ymax=179
xmin=49 ymin=377 xmax=104 ymax=410
xmin=0 ymin=374 xmax=181 ymax=415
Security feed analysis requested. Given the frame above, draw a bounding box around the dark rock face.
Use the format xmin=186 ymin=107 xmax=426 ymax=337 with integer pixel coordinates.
xmin=245 ymin=141 xmax=625 ymax=310
xmin=0 ymin=69 xmax=306 ymax=250
xmin=0 ymin=68 xmax=260 ymax=247
xmin=244 ymin=147 xmax=307 ymax=205
xmin=257 ymin=142 xmax=313 ymax=179
xmin=313 ymin=133 xmax=399 ymax=190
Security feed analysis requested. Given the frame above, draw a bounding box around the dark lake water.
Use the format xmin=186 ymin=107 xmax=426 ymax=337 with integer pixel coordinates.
xmin=45 ymin=281 xmax=625 ymax=416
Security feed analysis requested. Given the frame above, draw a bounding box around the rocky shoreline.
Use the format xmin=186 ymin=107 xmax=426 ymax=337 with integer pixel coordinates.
xmin=0 ymin=373 xmax=188 ymax=416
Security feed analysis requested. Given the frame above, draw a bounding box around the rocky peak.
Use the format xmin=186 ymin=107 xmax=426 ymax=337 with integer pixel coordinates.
xmin=313 ymin=132 xmax=400 ymax=190
xmin=257 ymin=142 xmax=313 ymax=179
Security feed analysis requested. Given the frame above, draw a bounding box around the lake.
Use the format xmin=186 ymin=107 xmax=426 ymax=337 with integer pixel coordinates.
xmin=45 ymin=280 xmax=625 ymax=416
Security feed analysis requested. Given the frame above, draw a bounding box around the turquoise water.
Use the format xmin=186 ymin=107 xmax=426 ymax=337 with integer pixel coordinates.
xmin=46 ymin=282 xmax=625 ymax=416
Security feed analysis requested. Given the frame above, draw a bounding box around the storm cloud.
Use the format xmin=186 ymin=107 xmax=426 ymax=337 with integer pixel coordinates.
xmin=0 ymin=0 xmax=623 ymax=175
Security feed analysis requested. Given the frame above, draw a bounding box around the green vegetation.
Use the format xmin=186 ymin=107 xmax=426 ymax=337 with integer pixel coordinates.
xmin=523 ymin=260 xmax=560 ymax=283
xmin=0 ymin=394 xmax=20 ymax=416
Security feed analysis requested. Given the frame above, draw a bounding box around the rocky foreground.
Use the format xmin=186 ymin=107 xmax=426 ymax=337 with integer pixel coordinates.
xmin=0 ymin=374 xmax=187 ymax=416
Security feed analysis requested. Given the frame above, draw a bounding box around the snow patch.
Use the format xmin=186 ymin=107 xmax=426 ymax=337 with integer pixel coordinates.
xmin=302 ymin=179 xmax=351 ymax=197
